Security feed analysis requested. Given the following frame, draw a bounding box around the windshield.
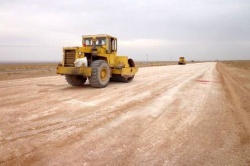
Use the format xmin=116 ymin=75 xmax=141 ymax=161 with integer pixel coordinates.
xmin=83 ymin=37 xmax=106 ymax=46
xmin=96 ymin=38 xmax=106 ymax=46
xmin=83 ymin=38 xmax=92 ymax=46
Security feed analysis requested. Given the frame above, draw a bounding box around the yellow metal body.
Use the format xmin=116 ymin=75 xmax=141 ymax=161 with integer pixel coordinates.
xmin=57 ymin=34 xmax=138 ymax=79
xmin=57 ymin=66 xmax=92 ymax=76
xmin=178 ymin=57 xmax=186 ymax=65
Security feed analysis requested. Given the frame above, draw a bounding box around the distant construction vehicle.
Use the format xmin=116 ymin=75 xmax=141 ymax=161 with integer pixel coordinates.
xmin=57 ymin=34 xmax=138 ymax=88
xmin=178 ymin=57 xmax=186 ymax=65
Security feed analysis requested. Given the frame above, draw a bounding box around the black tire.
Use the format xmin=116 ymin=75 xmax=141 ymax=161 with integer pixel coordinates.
xmin=128 ymin=58 xmax=135 ymax=67
xmin=127 ymin=58 xmax=135 ymax=82
xmin=88 ymin=60 xmax=110 ymax=88
xmin=65 ymin=75 xmax=87 ymax=86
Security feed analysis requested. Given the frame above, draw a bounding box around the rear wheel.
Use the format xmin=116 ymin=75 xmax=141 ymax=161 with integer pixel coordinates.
xmin=88 ymin=60 xmax=110 ymax=88
xmin=65 ymin=75 xmax=87 ymax=86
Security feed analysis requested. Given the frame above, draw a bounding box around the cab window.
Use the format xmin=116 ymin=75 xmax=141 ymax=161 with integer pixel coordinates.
xmin=111 ymin=38 xmax=117 ymax=52
xmin=96 ymin=37 xmax=106 ymax=46
xmin=83 ymin=38 xmax=92 ymax=46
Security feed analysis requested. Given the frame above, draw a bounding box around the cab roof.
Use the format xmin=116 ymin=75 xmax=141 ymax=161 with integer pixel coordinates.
xmin=82 ymin=34 xmax=117 ymax=39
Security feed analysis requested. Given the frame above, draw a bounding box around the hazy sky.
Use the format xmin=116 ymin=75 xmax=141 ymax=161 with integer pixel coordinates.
xmin=0 ymin=0 xmax=249 ymax=62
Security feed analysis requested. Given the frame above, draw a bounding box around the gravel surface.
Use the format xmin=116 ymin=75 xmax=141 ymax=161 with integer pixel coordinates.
xmin=0 ymin=62 xmax=249 ymax=165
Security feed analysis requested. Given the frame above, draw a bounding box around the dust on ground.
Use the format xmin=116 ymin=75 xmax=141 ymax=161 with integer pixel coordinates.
xmin=0 ymin=61 xmax=249 ymax=165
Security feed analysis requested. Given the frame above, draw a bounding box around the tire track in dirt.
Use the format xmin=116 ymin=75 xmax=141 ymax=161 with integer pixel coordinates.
xmin=2 ymin=62 xmax=248 ymax=165
xmin=0 ymin=72 xmax=189 ymax=163
xmin=43 ymin=62 xmax=248 ymax=166
xmin=217 ymin=63 xmax=250 ymax=145
xmin=0 ymin=63 xmax=211 ymax=164
xmin=21 ymin=64 xmax=217 ymax=165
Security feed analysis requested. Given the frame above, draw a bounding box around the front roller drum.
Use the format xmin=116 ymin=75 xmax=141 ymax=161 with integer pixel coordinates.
xmin=110 ymin=74 xmax=134 ymax=83
xmin=111 ymin=58 xmax=136 ymax=83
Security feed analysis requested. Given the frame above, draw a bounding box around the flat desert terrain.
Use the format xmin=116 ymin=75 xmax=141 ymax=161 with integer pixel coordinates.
xmin=0 ymin=61 xmax=250 ymax=165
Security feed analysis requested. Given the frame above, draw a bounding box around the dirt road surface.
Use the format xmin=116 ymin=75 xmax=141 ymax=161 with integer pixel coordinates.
xmin=0 ymin=62 xmax=249 ymax=165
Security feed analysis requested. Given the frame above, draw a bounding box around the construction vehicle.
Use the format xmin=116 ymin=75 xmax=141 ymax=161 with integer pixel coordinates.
xmin=57 ymin=34 xmax=138 ymax=88
xmin=178 ymin=57 xmax=186 ymax=65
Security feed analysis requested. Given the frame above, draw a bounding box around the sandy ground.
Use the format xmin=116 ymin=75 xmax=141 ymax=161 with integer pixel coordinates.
xmin=0 ymin=62 xmax=249 ymax=165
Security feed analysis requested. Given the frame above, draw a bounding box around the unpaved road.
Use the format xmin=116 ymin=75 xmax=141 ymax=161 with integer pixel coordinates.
xmin=0 ymin=62 xmax=249 ymax=165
